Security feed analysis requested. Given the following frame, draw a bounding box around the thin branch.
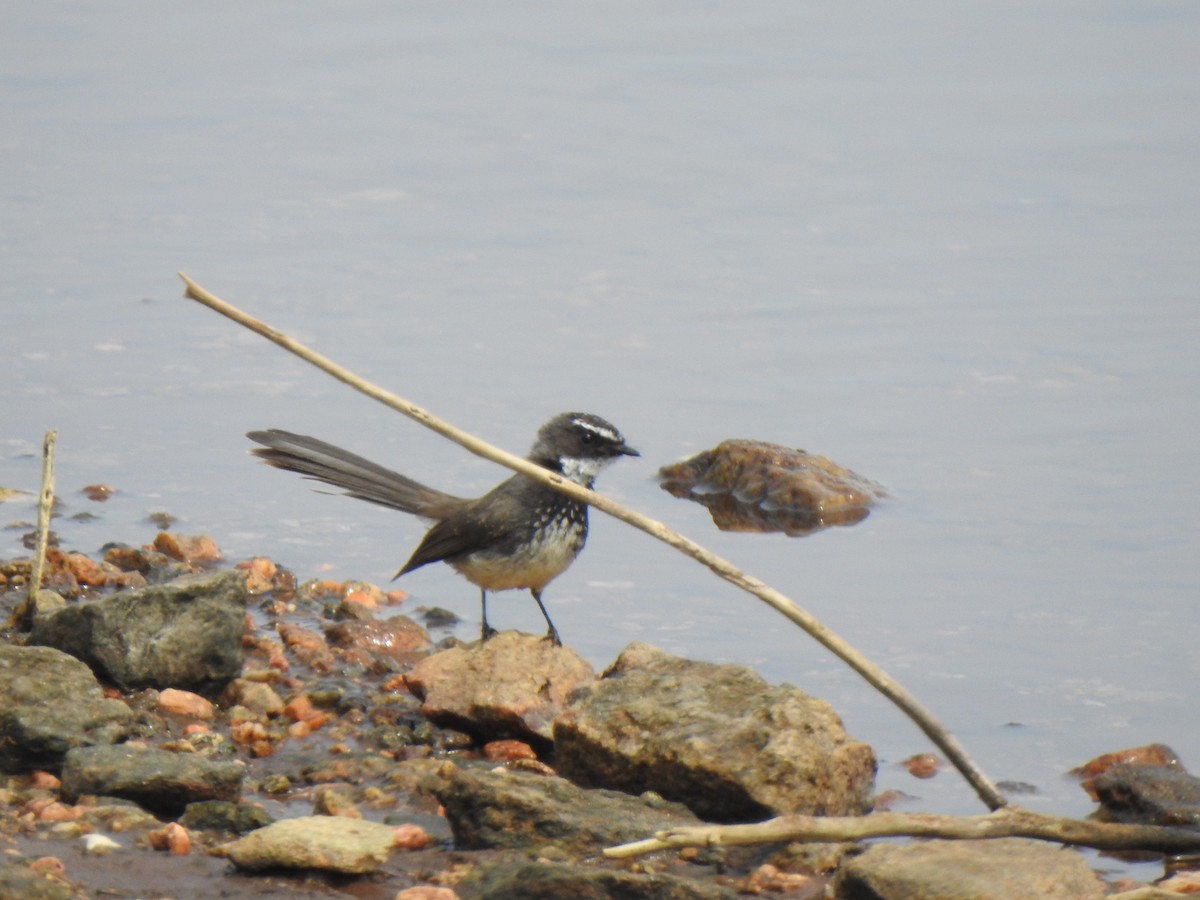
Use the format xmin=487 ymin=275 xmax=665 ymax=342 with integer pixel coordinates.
xmin=603 ymin=806 xmax=1200 ymax=858
xmin=178 ymin=272 xmax=1006 ymax=811
xmin=12 ymin=430 xmax=57 ymax=628
xmin=29 ymin=430 xmax=57 ymax=597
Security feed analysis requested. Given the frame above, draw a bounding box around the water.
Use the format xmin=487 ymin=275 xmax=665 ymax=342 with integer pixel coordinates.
xmin=4 ymin=0 xmax=1198 ymax=876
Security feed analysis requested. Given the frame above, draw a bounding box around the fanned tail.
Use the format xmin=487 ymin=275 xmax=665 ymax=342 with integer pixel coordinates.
xmin=247 ymin=429 xmax=464 ymax=519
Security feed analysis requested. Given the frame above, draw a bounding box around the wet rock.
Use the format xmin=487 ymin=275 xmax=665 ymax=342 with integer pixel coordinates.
xmin=832 ymin=838 xmax=1106 ymax=899
xmin=659 ymin=439 xmax=884 ymax=537
xmin=1092 ymin=764 xmax=1200 ymax=827
xmin=179 ymin=799 xmax=273 ymax=835
xmin=554 ymin=642 xmax=875 ymax=822
xmin=0 ymin=644 xmax=133 ymax=773
xmin=0 ymin=862 xmax=75 ymax=900
xmin=152 ymin=530 xmax=222 ymax=566
xmin=29 ymin=570 xmax=249 ymax=691
xmin=60 ymin=744 xmax=245 ymax=816
xmin=221 ymin=678 xmax=285 ymax=717
xmin=324 ymin=614 xmax=432 ymax=668
xmin=221 ymin=815 xmax=398 ymax=874
xmin=464 ymin=859 xmax=735 ymax=900
xmin=157 ymin=687 xmax=215 ymax=720
xmin=406 ymin=631 xmax=595 ymax=743
xmin=29 ymin=588 xmax=68 ymax=622
xmin=1073 ymin=743 xmax=1183 ymax=800
xmin=425 ymin=761 xmax=704 ymax=854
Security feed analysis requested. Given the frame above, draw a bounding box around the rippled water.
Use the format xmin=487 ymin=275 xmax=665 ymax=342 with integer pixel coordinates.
xmin=4 ymin=1 xmax=1198 ymax=876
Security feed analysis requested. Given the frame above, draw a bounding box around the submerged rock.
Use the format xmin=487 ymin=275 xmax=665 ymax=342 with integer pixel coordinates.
xmin=1092 ymin=763 xmax=1200 ymax=827
xmin=221 ymin=816 xmax=398 ymax=874
xmin=406 ymin=631 xmax=594 ymax=743
xmin=60 ymin=744 xmax=245 ymax=816
xmin=0 ymin=644 xmax=133 ymax=773
xmin=425 ymin=761 xmax=704 ymax=854
xmin=30 ymin=569 xmax=249 ymax=691
xmin=659 ymin=439 xmax=884 ymax=537
xmin=554 ymin=642 xmax=876 ymax=822
xmin=833 ymin=838 xmax=1106 ymax=900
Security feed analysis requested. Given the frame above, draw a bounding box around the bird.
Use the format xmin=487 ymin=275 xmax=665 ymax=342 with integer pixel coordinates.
xmin=246 ymin=412 xmax=638 ymax=646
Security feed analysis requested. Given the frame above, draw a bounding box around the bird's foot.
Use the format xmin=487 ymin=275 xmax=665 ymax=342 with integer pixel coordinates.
xmin=543 ymin=627 xmax=562 ymax=648
xmin=480 ymin=624 xmax=500 ymax=643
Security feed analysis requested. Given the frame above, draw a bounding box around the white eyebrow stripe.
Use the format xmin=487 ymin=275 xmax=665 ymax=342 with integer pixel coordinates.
xmin=572 ymin=417 xmax=620 ymax=442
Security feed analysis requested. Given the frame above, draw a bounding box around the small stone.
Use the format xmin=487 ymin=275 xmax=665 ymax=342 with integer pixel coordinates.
xmin=904 ymin=753 xmax=941 ymax=779
xmin=158 ymin=688 xmax=215 ymax=720
xmin=483 ymin=740 xmax=538 ymax=763
xmin=391 ymin=823 xmax=431 ymax=850
xmin=395 ymin=888 xmax=459 ymax=900
xmin=82 ymin=834 xmax=122 ymax=855
xmin=153 ymin=531 xmax=222 ymax=565
xmin=65 ymin=552 xmax=107 ymax=587
xmin=222 ymin=679 xmax=284 ymax=717
xmin=148 ymin=822 xmax=191 ymax=855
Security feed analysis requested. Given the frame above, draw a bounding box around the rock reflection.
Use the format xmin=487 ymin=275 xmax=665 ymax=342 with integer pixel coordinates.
xmin=658 ymin=440 xmax=884 ymax=537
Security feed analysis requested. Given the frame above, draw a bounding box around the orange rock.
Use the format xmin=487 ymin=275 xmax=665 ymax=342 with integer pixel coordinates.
xmin=230 ymin=721 xmax=268 ymax=745
xmin=30 ymin=771 xmax=61 ymax=791
xmin=148 ymin=822 xmax=191 ymax=855
xmin=30 ymin=856 xmax=67 ymax=877
xmin=65 ymin=552 xmax=107 ymax=587
xmin=81 ymin=484 xmax=116 ymax=502
xmin=483 ymin=740 xmax=537 ymax=763
xmin=37 ymin=802 xmax=82 ymax=823
xmin=158 ymin=688 xmax=215 ymax=720
xmin=1157 ymin=870 xmax=1200 ymax=893
xmin=386 ymin=589 xmax=409 ymax=605
xmin=395 ymin=887 xmax=459 ymax=900
xmin=283 ymin=694 xmax=317 ymax=723
xmin=237 ymin=556 xmax=277 ymax=594
xmin=183 ymin=724 xmax=210 ymax=736
xmin=741 ymin=863 xmax=813 ymax=894
xmin=250 ymin=740 xmax=275 ymax=758
xmin=313 ymin=788 xmax=363 ymax=819
xmin=152 ymin=531 xmax=222 ymax=565
xmin=392 ymin=823 xmax=432 ymax=851
xmin=342 ymin=580 xmax=384 ymax=610
xmin=904 ymin=753 xmax=941 ymax=779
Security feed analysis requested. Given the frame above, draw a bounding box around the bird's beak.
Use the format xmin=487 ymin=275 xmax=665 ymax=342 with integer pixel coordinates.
xmin=619 ymin=444 xmax=640 ymax=458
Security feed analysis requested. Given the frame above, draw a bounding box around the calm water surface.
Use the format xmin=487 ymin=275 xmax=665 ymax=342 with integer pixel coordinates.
xmin=4 ymin=1 xmax=1199 ymax=871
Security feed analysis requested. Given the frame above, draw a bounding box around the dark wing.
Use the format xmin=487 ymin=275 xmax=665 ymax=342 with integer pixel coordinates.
xmin=394 ymin=476 xmax=534 ymax=577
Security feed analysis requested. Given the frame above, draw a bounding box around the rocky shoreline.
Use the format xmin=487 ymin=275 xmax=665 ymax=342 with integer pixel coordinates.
xmin=0 ymin=535 xmax=1194 ymax=898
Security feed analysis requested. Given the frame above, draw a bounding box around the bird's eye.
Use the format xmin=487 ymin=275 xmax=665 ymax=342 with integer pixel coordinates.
xmin=580 ymin=431 xmax=595 ymax=443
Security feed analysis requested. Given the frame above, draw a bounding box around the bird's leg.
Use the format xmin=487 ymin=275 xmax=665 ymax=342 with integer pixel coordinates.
xmin=480 ymin=588 xmax=498 ymax=642
xmin=530 ymin=589 xmax=562 ymax=647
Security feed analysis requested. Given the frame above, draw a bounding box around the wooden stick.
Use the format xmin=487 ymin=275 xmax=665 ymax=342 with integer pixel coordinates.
xmin=603 ymin=805 xmax=1200 ymax=858
xmin=178 ymin=272 xmax=1007 ymax=811
xmin=28 ymin=429 xmax=57 ymax=597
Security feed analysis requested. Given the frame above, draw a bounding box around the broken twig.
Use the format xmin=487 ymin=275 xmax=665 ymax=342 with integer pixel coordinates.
xmin=603 ymin=805 xmax=1200 ymax=858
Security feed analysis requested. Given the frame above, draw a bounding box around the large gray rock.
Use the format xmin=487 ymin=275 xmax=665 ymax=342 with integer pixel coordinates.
xmin=464 ymin=860 xmax=736 ymax=900
xmin=0 ymin=644 xmax=132 ymax=773
xmin=221 ymin=816 xmax=398 ymax=874
xmin=406 ymin=631 xmax=595 ymax=743
xmin=425 ymin=761 xmax=704 ymax=854
xmin=833 ymin=838 xmax=1106 ymax=899
xmin=554 ymin=642 xmax=876 ymax=822
xmin=60 ymin=744 xmax=245 ymax=816
xmin=30 ymin=569 xmax=248 ymax=691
